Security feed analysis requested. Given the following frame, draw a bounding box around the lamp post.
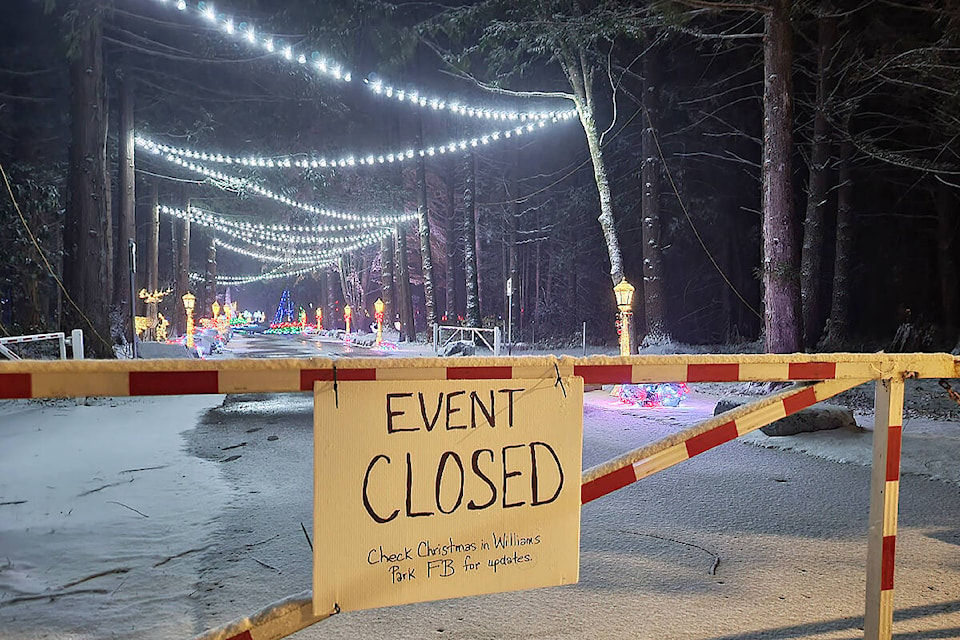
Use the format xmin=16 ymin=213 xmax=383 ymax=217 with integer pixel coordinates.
xmin=344 ymin=304 xmax=352 ymax=334
xmin=374 ymin=298 xmax=385 ymax=345
xmin=182 ymin=292 xmax=196 ymax=349
xmin=613 ymin=279 xmax=635 ymax=357
xmin=316 ymin=308 xmax=323 ymax=330
xmin=212 ymin=300 xmax=221 ymax=320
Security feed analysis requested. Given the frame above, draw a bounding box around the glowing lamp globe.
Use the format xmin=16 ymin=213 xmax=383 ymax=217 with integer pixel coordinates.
xmin=182 ymin=292 xmax=196 ymax=313
xmin=374 ymin=298 xmax=384 ymax=315
xmin=614 ymin=279 xmax=635 ymax=311
xmin=212 ymin=301 xmax=221 ymax=318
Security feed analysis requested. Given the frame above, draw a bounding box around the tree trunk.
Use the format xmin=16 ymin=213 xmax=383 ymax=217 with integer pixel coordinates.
xmin=64 ymin=4 xmax=111 ymax=357
xmin=463 ymin=150 xmax=481 ymax=328
xmin=396 ymin=224 xmax=416 ymax=341
xmin=146 ymin=180 xmax=160 ymax=339
xmin=203 ymin=234 xmax=216 ymax=318
xmin=509 ymin=142 xmax=521 ymax=345
xmin=935 ymin=179 xmax=959 ymax=332
xmin=445 ymin=159 xmax=460 ymax=322
xmin=801 ymin=2 xmax=838 ymax=349
xmin=761 ymin=0 xmax=802 ymax=353
xmin=821 ymin=139 xmax=854 ymax=350
xmin=641 ymin=40 xmax=667 ymax=347
xmin=380 ymin=235 xmax=395 ymax=329
xmin=564 ymin=54 xmax=624 ymax=287
xmin=416 ymin=115 xmax=437 ymax=329
xmin=177 ymin=211 xmax=190 ymax=337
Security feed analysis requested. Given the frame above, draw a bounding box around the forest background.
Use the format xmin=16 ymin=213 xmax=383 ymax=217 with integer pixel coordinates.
xmin=0 ymin=0 xmax=957 ymax=358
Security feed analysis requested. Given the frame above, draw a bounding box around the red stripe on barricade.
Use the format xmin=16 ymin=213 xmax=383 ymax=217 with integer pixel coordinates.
xmin=685 ymin=421 xmax=739 ymax=458
xmin=782 ymin=386 xmax=817 ymax=416
xmin=581 ymin=465 xmax=637 ymax=504
xmin=0 ymin=373 xmax=31 ymax=399
xmin=300 ymin=368 xmax=377 ymax=390
xmin=886 ymin=425 xmax=903 ymax=482
xmin=788 ymin=362 xmax=836 ymax=380
xmin=447 ymin=366 xmax=512 ymax=380
xmin=226 ymin=631 xmax=253 ymax=640
xmin=687 ymin=363 xmax=739 ymax=382
xmin=881 ymin=535 xmax=896 ymax=590
xmin=573 ymin=365 xmax=632 ymax=384
xmin=129 ymin=370 xmax=219 ymax=396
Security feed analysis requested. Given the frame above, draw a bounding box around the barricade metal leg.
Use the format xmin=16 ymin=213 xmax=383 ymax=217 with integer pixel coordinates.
xmin=71 ymin=329 xmax=85 ymax=359
xmin=58 ymin=333 xmax=67 ymax=360
xmin=864 ymin=377 xmax=905 ymax=640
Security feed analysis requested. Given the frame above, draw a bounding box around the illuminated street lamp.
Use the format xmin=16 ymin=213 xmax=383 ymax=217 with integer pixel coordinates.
xmin=212 ymin=300 xmax=221 ymax=319
xmin=316 ymin=307 xmax=323 ymax=330
xmin=182 ymin=292 xmax=196 ymax=349
xmin=344 ymin=304 xmax=352 ymax=334
xmin=374 ymin=298 xmax=385 ymax=345
xmin=613 ymin=279 xmax=635 ymax=357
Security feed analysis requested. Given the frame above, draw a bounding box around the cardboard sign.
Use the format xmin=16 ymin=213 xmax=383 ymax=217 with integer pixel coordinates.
xmin=313 ymin=376 xmax=583 ymax=614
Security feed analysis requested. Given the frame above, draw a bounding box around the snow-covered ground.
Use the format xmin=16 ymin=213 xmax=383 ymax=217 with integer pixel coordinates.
xmin=0 ymin=395 xmax=228 ymax=639
xmin=2 ymin=335 xmax=959 ymax=639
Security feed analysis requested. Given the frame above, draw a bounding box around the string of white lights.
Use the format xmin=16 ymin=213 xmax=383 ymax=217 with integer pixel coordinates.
xmin=173 ymin=205 xmax=387 ymax=234
xmin=145 ymin=0 xmax=574 ymax=122
xmin=139 ymin=140 xmax=417 ymax=223
xmin=364 ymin=77 xmax=576 ymax=122
xmin=152 ymin=0 xmax=352 ymax=83
xmin=196 ymin=263 xmax=332 ymax=285
xmin=137 ymin=120 xmax=563 ymax=170
xmin=160 ymin=204 xmax=390 ymax=245
xmin=213 ymin=228 xmax=389 ymax=262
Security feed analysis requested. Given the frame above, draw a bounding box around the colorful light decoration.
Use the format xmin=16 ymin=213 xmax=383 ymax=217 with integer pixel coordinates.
xmin=344 ymin=304 xmax=352 ymax=334
xmin=316 ymin=307 xmax=323 ymax=330
xmin=137 ymin=121 xmax=561 ymax=172
xmin=374 ymin=298 xmax=384 ymax=345
xmin=617 ymin=383 xmax=689 ymax=408
xmin=182 ymin=292 xmax=196 ymax=348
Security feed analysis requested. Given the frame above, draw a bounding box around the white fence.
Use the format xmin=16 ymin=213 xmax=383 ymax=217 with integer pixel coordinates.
xmin=0 ymin=329 xmax=84 ymax=361
xmin=432 ymin=324 xmax=501 ymax=356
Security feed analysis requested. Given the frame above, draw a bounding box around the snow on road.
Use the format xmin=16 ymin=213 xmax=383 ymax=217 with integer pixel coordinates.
xmin=0 ymin=394 xmax=227 ymax=639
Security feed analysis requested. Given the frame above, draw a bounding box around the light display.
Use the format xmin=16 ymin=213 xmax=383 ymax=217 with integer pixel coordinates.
xmin=374 ymin=297 xmax=384 ymax=345
xmin=182 ymin=292 xmax=196 ymax=348
xmin=617 ymin=383 xmax=689 ymax=408
xmin=212 ymin=230 xmax=387 ymax=264
xmin=159 ymin=204 xmax=405 ymax=237
xmin=137 ymin=121 xmax=561 ymax=171
xmin=138 ymin=139 xmax=413 ymax=223
xmin=343 ymin=304 xmax=352 ymax=334
xmin=147 ymin=1 xmax=576 ymax=123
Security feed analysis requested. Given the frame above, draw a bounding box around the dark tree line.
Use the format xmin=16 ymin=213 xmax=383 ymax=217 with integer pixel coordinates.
xmin=1 ymin=0 xmax=958 ymax=356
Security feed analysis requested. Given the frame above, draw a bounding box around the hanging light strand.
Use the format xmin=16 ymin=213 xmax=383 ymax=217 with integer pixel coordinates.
xmin=160 ymin=204 xmax=391 ymax=245
xmin=213 ymin=228 xmax=389 ymax=263
xmin=138 ymin=139 xmax=416 ymax=223
xmin=145 ymin=0 xmax=574 ymax=122
xmin=152 ymin=0 xmax=352 ymax=83
xmin=135 ymin=120 xmax=562 ymax=172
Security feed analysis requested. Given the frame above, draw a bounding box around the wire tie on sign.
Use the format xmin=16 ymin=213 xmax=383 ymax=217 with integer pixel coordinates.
xmin=333 ymin=602 xmax=341 ymax=615
xmin=333 ymin=364 xmax=339 ymax=408
xmin=554 ymin=363 xmax=567 ymax=398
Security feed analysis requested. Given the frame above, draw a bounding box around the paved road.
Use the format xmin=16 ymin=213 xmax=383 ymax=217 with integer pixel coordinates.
xmin=186 ymin=384 xmax=960 ymax=639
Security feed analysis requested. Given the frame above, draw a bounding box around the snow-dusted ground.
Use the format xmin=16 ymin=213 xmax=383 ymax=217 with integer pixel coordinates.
xmin=0 ymin=395 xmax=228 ymax=639
xmin=2 ymin=335 xmax=959 ymax=639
